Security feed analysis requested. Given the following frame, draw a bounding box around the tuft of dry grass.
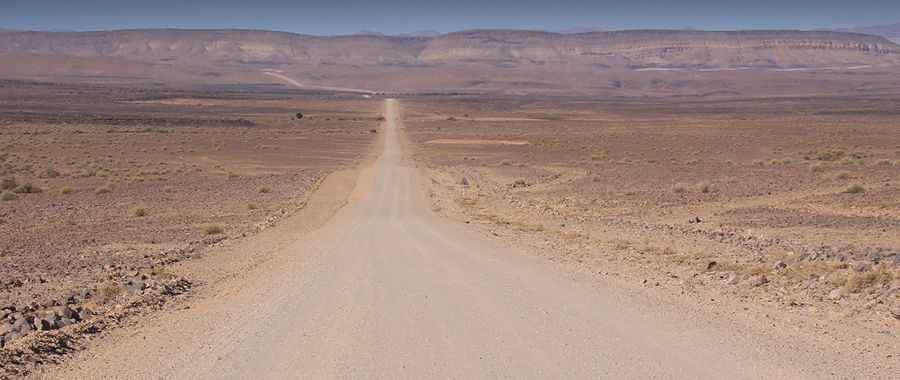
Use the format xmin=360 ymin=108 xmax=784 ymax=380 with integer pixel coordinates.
xmin=1 ymin=191 xmax=16 ymax=201
xmin=247 ymin=203 xmax=258 ymax=210
xmin=769 ymin=158 xmax=792 ymax=166
xmin=843 ymin=184 xmax=865 ymax=194
xmin=132 ymin=206 xmax=147 ymax=217
xmin=591 ymin=152 xmax=608 ymax=161
xmin=844 ymin=268 xmax=894 ymax=293
xmin=832 ymin=171 xmax=852 ymax=180
xmin=203 ymin=224 xmax=224 ymax=235
xmin=60 ymin=185 xmax=73 ymax=194
xmin=95 ymin=185 xmax=113 ymax=194
xmin=12 ymin=183 xmax=41 ymax=194
xmin=697 ymin=181 xmax=713 ymax=194
xmin=672 ymin=183 xmax=689 ymax=194
xmin=838 ymin=156 xmax=865 ymax=166
xmin=809 ymin=162 xmax=827 ymax=172
xmin=97 ymin=282 xmax=124 ymax=303
xmin=259 ymin=186 xmax=271 ymax=193
xmin=874 ymin=159 xmax=894 ymax=167
xmin=456 ymin=197 xmax=478 ymax=207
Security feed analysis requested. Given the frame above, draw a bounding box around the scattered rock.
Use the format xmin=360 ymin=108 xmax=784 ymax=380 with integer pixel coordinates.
xmin=773 ymin=260 xmax=787 ymax=270
xmin=852 ymin=262 xmax=871 ymax=272
xmin=35 ymin=316 xmax=57 ymax=331
xmin=748 ymin=275 xmax=769 ymax=287
xmin=460 ymin=177 xmax=470 ymax=186
xmin=125 ymin=279 xmax=146 ymax=294
xmin=689 ymin=216 xmax=702 ymax=224
xmin=706 ymin=261 xmax=717 ymax=270
xmin=828 ymin=288 xmax=845 ymax=301
xmin=0 ymin=322 xmax=13 ymax=336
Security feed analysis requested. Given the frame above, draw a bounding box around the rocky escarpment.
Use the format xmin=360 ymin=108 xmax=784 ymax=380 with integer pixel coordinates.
xmin=418 ymin=30 xmax=900 ymax=68
xmin=0 ymin=28 xmax=897 ymax=69
xmin=0 ymin=29 xmax=428 ymax=66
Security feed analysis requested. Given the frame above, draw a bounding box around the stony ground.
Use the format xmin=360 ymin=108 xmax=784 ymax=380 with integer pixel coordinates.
xmin=0 ymin=81 xmax=379 ymax=370
xmin=404 ymin=95 xmax=900 ymax=333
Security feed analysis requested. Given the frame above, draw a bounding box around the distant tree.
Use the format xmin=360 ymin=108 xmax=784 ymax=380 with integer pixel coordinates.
xmin=295 ymin=112 xmax=304 ymax=120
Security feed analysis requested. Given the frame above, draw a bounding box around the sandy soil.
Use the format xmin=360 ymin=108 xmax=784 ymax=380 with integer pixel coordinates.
xmin=405 ymin=95 xmax=900 ymax=341
xmin=23 ymin=99 xmax=899 ymax=379
xmin=0 ymin=82 xmax=379 ymax=370
xmin=1 ymin=86 xmax=898 ymax=378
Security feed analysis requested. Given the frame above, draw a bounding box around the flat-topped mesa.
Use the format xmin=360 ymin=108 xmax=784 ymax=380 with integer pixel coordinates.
xmin=0 ymin=28 xmax=897 ymax=69
xmin=418 ymin=30 xmax=900 ymax=67
xmin=0 ymin=29 xmax=428 ymax=65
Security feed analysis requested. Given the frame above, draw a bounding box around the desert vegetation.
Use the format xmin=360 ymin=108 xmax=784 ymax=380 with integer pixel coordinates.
xmin=0 ymin=82 xmax=379 ymax=357
xmin=408 ymin=95 xmax=900 ymax=327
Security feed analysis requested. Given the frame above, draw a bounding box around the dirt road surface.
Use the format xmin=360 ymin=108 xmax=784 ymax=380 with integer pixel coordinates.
xmin=37 ymin=100 xmax=893 ymax=379
xmin=262 ymin=71 xmax=376 ymax=95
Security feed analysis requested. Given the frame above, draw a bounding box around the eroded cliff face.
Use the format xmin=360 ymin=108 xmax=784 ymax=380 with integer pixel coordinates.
xmin=417 ymin=30 xmax=900 ymax=67
xmin=0 ymin=29 xmax=897 ymax=69
xmin=0 ymin=30 xmax=428 ymax=66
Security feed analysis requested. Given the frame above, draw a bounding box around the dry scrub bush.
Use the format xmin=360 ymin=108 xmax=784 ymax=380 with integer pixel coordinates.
xmin=833 ymin=171 xmax=852 ymax=180
xmin=769 ymin=158 xmax=792 ymax=166
xmin=844 ymin=268 xmax=894 ymax=293
xmin=203 ymin=224 xmax=224 ymax=235
xmin=1 ymin=191 xmax=16 ymax=201
xmin=697 ymin=181 xmax=713 ymax=194
xmin=97 ymin=282 xmax=124 ymax=303
xmin=12 ymin=183 xmax=41 ymax=194
xmin=843 ymin=184 xmax=865 ymax=194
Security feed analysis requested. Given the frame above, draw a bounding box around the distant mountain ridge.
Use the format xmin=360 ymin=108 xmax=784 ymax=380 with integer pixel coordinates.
xmin=0 ymin=28 xmax=896 ymax=69
xmin=1 ymin=27 xmax=899 ymax=96
xmin=833 ymin=22 xmax=900 ymax=44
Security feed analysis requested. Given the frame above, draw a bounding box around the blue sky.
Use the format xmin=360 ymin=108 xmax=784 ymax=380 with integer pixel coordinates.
xmin=2 ymin=0 xmax=899 ymax=35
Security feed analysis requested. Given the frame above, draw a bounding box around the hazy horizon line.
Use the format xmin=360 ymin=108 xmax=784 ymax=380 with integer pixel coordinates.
xmin=1 ymin=23 xmax=897 ymax=37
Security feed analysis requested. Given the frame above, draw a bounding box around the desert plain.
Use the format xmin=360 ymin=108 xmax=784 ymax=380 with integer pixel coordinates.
xmin=0 ymin=26 xmax=899 ymax=379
